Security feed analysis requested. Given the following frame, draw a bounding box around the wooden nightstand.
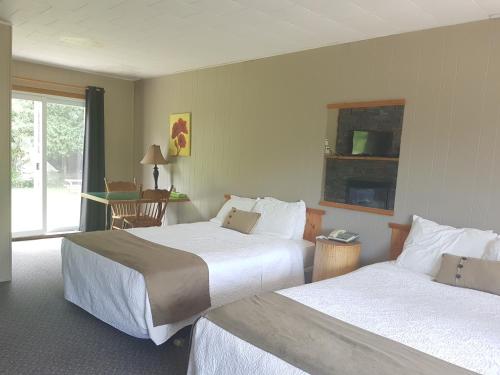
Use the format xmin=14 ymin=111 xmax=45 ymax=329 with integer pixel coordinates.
xmin=312 ymin=239 xmax=361 ymax=282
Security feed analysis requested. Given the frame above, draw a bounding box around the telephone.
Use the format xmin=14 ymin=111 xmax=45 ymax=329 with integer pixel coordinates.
xmin=328 ymin=229 xmax=359 ymax=243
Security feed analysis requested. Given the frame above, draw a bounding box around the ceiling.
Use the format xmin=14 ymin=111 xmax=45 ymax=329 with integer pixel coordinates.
xmin=1 ymin=0 xmax=499 ymax=80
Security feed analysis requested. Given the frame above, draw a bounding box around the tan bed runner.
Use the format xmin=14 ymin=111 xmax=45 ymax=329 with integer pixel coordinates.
xmin=204 ymin=292 xmax=476 ymax=375
xmin=67 ymin=230 xmax=210 ymax=326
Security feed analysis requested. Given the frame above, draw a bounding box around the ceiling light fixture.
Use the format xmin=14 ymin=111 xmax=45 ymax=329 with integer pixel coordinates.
xmin=59 ymin=36 xmax=102 ymax=48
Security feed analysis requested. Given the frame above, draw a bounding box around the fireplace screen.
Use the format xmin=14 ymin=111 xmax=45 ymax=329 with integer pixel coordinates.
xmin=346 ymin=180 xmax=395 ymax=210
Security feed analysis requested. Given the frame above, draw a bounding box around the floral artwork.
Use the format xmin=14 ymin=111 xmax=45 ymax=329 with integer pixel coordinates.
xmin=169 ymin=113 xmax=191 ymax=156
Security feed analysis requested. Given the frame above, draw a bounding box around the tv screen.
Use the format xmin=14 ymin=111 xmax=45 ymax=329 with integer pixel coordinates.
xmin=351 ymin=130 xmax=393 ymax=157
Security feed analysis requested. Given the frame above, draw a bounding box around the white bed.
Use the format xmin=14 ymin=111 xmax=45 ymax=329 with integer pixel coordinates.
xmin=188 ymin=261 xmax=500 ymax=375
xmin=62 ymin=221 xmax=315 ymax=345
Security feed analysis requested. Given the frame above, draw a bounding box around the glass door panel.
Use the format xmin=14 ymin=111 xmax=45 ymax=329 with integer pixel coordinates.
xmin=46 ymin=100 xmax=85 ymax=232
xmin=11 ymin=97 xmax=44 ymax=235
xmin=11 ymin=93 xmax=85 ymax=237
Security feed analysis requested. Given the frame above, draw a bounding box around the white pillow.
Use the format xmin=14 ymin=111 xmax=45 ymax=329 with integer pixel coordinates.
xmin=396 ymin=215 xmax=497 ymax=276
xmin=483 ymin=237 xmax=500 ymax=261
xmin=210 ymin=195 xmax=259 ymax=225
xmin=252 ymin=197 xmax=305 ymax=240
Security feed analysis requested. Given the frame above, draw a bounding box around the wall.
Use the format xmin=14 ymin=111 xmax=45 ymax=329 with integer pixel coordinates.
xmin=12 ymin=60 xmax=136 ymax=181
xmin=135 ymin=20 xmax=500 ymax=264
xmin=0 ymin=22 xmax=12 ymax=282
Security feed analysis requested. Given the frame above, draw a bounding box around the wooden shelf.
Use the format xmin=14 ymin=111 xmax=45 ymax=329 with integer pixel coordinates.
xmin=325 ymin=155 xmax=399 ymax=162
xmin=319 ymin=201 xmax=394 ymax=216
xmin=327 ymin=99 xmax=406 ymax=110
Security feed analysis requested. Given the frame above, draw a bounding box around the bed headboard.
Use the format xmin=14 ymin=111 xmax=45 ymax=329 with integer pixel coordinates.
xmin=224 ymin=194 xmax=325 ymax=242
xmin=388 ymin=222 xmax=411 ymax=260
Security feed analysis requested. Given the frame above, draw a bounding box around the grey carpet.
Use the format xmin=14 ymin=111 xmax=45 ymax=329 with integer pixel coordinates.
xmin=0 ymin=239 xmax=190 ymax=375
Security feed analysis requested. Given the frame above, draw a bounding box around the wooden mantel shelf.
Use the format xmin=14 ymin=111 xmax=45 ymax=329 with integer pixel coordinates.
xmin=319 ymin=201 xmax=394 ymax=216
xmin=326 ymin=155 xmax=399 ymax=162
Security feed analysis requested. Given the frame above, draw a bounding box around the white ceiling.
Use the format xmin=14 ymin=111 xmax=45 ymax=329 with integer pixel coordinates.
xmin=1 ymin=0 xmax=499 ymax=80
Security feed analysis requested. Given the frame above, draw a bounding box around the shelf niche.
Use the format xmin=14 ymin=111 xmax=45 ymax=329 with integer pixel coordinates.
xmin=321 ymin=99 xmax=406 ymax=216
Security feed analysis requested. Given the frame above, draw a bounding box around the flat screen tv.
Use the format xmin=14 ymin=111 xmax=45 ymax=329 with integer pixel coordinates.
xmin=351 ymin=130 xmax=393 ymax=157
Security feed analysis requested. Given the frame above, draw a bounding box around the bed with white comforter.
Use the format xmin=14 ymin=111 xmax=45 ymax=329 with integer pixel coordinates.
xmin=188 ymin=261 xmax=500 ymax=375
xmin=62 ymin=221 xmax=313 ymax=345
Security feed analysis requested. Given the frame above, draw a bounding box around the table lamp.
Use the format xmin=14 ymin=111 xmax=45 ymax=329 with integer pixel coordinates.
xmin=140 ymin=144 xmax=168 ymax=189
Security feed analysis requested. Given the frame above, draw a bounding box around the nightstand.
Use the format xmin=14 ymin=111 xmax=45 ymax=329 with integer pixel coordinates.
xmin=312 ymin=239 xmax=361 ymax=282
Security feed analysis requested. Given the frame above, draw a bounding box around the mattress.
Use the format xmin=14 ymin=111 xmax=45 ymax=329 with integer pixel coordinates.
xmin=61 ymin=221 xmax=312 ymax=345
xmin=188 ymin=262 xmax=500 ymax=375
xmin=295 ymin=238 xmax=316 ymax=270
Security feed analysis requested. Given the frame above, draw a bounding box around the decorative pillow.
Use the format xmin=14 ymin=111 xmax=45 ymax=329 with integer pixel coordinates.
xmin=222 ymin=208 xmax=261 ymax=234
xmin=483 ymin=237 xmax=500 ymax=261
xmin=435 ymin=253 xmax=500 ymax=296
xmin=396 ymin=215 xmax=496 ymax=276
xmin=252 ymin=197 xmax=305 ymax=239
xmin=210 ymin=195 xmax=259 ymax=225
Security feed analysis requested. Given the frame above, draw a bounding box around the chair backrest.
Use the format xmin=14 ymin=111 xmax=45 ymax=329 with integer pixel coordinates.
xmin=104 ymin=178 xmax=140 ymax=192
xmin=105 ymin=178 xmax=141 ymax=224
xmin=137 ymin=185 xmax=173 ymax=223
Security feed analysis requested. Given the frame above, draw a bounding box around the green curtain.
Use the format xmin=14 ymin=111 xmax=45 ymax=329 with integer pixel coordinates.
xmin=79 ymin=86 xmax=106 ymax=232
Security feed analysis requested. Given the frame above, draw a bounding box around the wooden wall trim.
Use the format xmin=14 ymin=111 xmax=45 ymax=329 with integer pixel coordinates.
xmin=327 ymin=99 xmax=405 ymax=109
xmin=12 ymin=76 xmax=86 ymax=90
xmin=12 ymin=85 xmax=86 ymax=100
xmin=319 ymin=200 xmax=394 ymax=216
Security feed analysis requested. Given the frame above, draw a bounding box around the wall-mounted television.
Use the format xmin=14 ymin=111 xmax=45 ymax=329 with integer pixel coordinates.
xmin=351 ymin=130 xmax=394 ymax=157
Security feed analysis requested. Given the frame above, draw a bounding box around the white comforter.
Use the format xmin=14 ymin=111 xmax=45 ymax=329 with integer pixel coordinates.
xmin=188 ymin=262 xmax=500 ymax=375
xmin=61 ymin=222 xmax=310 ymax=345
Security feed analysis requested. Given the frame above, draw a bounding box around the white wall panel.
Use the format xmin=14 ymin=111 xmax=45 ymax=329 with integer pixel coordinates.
xmin=136 ymin=20 xmax=500 ymax=263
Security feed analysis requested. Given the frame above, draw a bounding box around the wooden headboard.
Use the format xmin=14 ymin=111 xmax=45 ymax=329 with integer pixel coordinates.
xmin=388 ymin=222 xmax=411 ymax=260
xmin=224 ymin=194 xmax=325 ymax=242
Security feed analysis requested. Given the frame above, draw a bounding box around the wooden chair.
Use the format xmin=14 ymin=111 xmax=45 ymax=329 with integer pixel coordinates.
xmin=123 ymin=186 xmax=173 ymax=229
xmin=104 ymin=178 xmax=139 ymax=193
xmin=104 ymin=178 xmax=142 ymax=230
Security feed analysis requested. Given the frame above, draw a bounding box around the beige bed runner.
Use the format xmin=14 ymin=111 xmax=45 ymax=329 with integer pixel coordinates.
xmin=205 ymin=292 xmax=476 ymax=375
xmin=67 ymin=230 xmax=210 ymax=326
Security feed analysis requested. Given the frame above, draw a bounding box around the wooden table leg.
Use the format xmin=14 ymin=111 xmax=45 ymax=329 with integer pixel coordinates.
xmin=105 ymin=204 xmax=108 ymax=230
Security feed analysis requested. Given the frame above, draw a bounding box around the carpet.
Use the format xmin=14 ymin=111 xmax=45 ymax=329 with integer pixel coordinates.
xmin=0 ymin=238 xmax=190 ymax=375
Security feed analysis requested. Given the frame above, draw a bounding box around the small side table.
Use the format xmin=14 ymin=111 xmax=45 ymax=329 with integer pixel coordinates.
xmin=312 ymin=239 xmax=361 ymax=282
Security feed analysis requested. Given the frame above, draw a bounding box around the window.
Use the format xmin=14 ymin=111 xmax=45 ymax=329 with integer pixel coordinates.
xmin=11 ymin=92 xmax=85 ymax=237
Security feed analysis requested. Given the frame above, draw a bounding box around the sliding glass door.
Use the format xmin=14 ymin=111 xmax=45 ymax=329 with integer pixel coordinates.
xmin=11 ymin=95 xmax=44 ymax=235
xmin=11 ymin=92 xmax=85 ymax=237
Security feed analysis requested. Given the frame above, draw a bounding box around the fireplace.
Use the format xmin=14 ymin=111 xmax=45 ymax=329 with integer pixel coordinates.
xmin=346 ymin=180 xmax=395 ymax=210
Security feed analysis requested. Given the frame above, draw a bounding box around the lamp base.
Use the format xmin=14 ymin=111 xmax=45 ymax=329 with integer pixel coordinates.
xmin=153 ymin=165 xmax=159 ymax=190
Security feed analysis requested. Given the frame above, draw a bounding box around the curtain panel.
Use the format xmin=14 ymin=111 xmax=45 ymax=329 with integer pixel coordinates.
xmin=80 ymin=86 xmax=106 ymax=232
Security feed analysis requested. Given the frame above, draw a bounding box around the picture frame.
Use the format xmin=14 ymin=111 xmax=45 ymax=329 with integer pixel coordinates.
xmin=168 ymin=112 xmax=191 ymax=157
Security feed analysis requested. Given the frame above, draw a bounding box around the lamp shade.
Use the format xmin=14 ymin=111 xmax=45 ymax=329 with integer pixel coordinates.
xmin=140 ymin=144 xmax=168 ymax=165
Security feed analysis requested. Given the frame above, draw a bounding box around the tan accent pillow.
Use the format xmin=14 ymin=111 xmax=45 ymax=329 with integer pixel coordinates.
xmin=435 ymin=253 xmax=500 ymax=296
xmin=222 ymin=208 xmax=261 ymax=234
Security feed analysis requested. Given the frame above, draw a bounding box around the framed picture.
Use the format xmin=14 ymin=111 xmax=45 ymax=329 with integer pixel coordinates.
xmin=169 ymin=112 xmax=191 ymax=157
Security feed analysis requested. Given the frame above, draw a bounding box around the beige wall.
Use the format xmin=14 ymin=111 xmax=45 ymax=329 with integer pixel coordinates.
xmin=0 ymin=22 xmax=12 ymax=282
xmin=135 ymin=20 xmax=500 ymax=264
xmin=12 ymin=60 xmax=136 ymax=181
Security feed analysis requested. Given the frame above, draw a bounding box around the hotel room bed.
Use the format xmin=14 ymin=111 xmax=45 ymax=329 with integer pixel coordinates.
xmin=188 ymin=261 xmax=500 ymax=374
xmin=188 ymin=218 xmax=500 ymax=375
xmin=62 ymin=221 xmax=316 ymax=345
